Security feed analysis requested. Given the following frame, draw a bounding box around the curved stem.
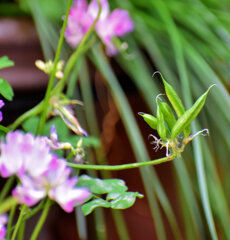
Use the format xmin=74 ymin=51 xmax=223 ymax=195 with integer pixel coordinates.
xmin=37 ymin=0 xmax=72 ymax=135
xmin=8 ymin=102 xmax=43 ymax=131
xmin=67 ymin=154 xmax=176 ymax=171
xmin=30 ymin=198 xmax=52 ymax=240
xmin=23 ymin=198 xmax=46 ymax=222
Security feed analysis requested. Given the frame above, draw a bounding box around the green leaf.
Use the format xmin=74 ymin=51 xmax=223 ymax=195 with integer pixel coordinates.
xmin=0 ymin=56 xmax=14 ymax=69
xmin=81 ymin=191 xmax=144 ymax=215
xmin=138 ymin=112 xmax=157 ymax=130
xmin=76 ymin=175 xmax=128 ymax=195
xmin=157 ymin=100 xmax=176 ymax=132
xmin=81 ymin=199 xmax=111 ymax=216
xmin=171 ymin=85 xmax=215 ymax=140
xmin=22 ymin=116 xmax=39 ymax=134
xmin=156 ymin=102 xmax=167 ymax=141
xmin=109 ymin=192 xmax=144 ymax=209
xmin=161 ymin=75 xmax=185 ymax=118
xmin=0 ymin=78 xmax=14 ymax=101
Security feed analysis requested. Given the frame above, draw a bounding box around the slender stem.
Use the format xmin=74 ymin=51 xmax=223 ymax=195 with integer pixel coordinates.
xmin=0 ymin=176 xmax=15 ymax=202
xmin=11 ymin=205 xmax=27 ymax=240
xmin=37 ymin=0 xmax=72 ymax=135
xmin=67 ymin=154 xmax=176 ymax=171
xmin=67 ymin=152 xmax=74 ymax=161
xmin=22 ymin=198 xmax=46 ymax=222
xmin=7 ymin=204 xmax=16 ymax=240
xmin=30 ymin=198 xmax=52 ymax=240
xmin=18 ymin=221 xmax=25 ymax=240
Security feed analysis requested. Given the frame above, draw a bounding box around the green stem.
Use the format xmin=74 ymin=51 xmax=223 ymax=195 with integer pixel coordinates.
xmin=11 ymin=205 xmax=27 ymax=240
xmin=7 ymin=204 xmax=16 ymax=240
xmin=67 ymin=152 xmax=74 ymax=161
xmin=30 ymin=198 xmax=52 ymax=240
xmin=37 ymin=0 xmax=72 ymax=135
xmin=8 ymin=102 xmax=43 ymax=131
xmin=0 ymin=176 xmax=15 ymax=202
xmin=18 ymin=221 xmax=25 ymax=240
xmin=67 ymin=154 xmax=176 ymax=171
xmin=22 ymin=198 xmax=46 ymax=222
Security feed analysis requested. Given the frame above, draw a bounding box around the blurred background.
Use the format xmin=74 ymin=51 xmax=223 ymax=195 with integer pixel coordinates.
xmin=0 ymin=0 xmax=230 ymax=239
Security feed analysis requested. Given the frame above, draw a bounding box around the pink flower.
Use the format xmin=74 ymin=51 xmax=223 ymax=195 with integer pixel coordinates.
xmin=65 ymin=0 xmax=134 ymax=55
xmin=12 ymin=175 xmax=46 ymax=206
xmin=0 ymin=214 xmax=7 ymax=240
xmin=0 ymin=100 xmax=4 ymax=122
xmin=65 ymin=0 xmax=94 ymax=47
xmin=0 ymin=130 xmax=90 ymax=212
xmin=13 ymin=157 xmax=91 ymax=212
xmin=51 ymin=178 xmax=90 ymax=212
xmin=0 ymin=131 xmax=52 ymax=178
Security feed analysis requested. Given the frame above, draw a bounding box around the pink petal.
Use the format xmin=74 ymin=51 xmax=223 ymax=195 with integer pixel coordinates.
xmin=12 ymin=175 xmax=46 ymax=206
xmin=12 ymin=185 xmax=45 ymax=207
xmin=65 ymin=0 xmax=94 ymax=47
xmin=0 ymin=100 xmax=4 ymax=109
xmin=45 ymin=158 xmax=71 ymax=186
xmin=88 ymin=0 xmax=110 ymax=21
xmin=108 ymin=9 xmax=134 ymax=36
xmin=52 ymin=179 xmax=91 ymax=213
xmin=0 ymin=164 xmax=12 ymax=178
xmin=0 ymin=227 xmax=6 ymax=240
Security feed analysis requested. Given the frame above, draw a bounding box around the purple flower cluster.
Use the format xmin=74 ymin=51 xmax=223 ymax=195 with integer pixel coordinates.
xmin=0 ymin=131 xmax=90 ymax=213
xmin=65 ymin=0 xmax=134 ymax=55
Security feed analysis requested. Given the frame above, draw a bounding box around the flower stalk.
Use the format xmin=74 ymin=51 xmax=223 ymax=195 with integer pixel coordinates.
xmin=11 ymin=204 xmax=27 ymax=240
xmin=30 ymin=198 xmax=52 ymax=240
xmin=37 ymin=0 xmax=73 ymax=135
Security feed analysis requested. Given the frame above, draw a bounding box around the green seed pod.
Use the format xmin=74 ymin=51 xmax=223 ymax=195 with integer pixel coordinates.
xmin=157 ymin=100 xmax=176 ymax=132
xmin=156 ymin=104 xmax=167 ymax=141
xmin=160 ymin=74 xmax=191 ymax=137
xmin=161 ymin=75 xmax=185 ymax=117
xmin=138 ymin=112 xmax=157 ymax=130
xmin=171 ymin=85 xmax=215 ymax=140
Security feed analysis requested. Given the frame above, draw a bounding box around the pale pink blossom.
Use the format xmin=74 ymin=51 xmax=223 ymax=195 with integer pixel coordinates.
xmin=65 ymin=0 xmax=134 ymax=55
xmin=52 ymin=178 xmax=90 ymax=212
xmin=0 ymin=130 xmax=90 ymax=212
xmin=13 ymin=157 xmax=91 ymax=212
xmin=0 ymin=131 xmax=52 ymax=178
xmin=65 ymin=0 xmax=94 ymax=46
xmin=12 ymin=175 xmax=46 ymax=206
